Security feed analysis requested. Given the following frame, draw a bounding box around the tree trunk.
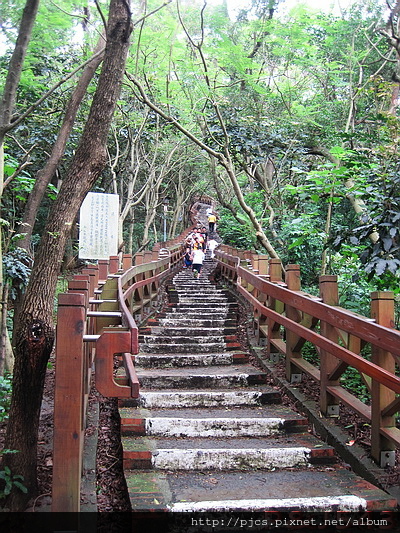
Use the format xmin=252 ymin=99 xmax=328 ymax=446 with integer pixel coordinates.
xmin=3 ymin=0 xmax=132 ymax=510
xmin=0 ymin=0 xmax=40 ymax=383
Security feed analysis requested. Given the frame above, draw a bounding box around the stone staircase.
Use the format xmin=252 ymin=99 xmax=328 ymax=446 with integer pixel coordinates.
xmin=118 ymin=258 xmax=397 ymax=514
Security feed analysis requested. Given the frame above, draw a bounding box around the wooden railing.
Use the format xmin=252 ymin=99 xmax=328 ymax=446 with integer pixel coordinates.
xmin=51 ymin=226 xmax=400 ymax=511
xmin=51 ymin=232 xmax=187 ymax=512
xmin=215 ymin=245 xmax=400 ymax=469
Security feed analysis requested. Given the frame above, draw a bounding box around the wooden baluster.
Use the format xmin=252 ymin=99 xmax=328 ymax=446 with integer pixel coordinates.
xmin=122 ymin=253 xmax=132 ymax=271
xmin=98 ymin=259 xmax=109 ymax=282
xmin=285 ymin=265 xmax=303 ymax=383
xmin=109 ymin=255 xmax=119 ymax=273
xmin=267 ymin=259 xmax=284 ymax=361
xmin=256 ymin=255 xmax=269 ymax=347
xmin=52 ymin=293 xmax=86 ymax=513
xmin=81 ymin=268 xmax=96 ymax=299
xmin=371 ymin=291 xmax=396 ymax=467
xmin=134 ymin=252 xmax=144 ymax=266
xmin=257 ymin=255 xmax=269 ymax=277
xmin=319 ymin=275 xmax=340 ymax=417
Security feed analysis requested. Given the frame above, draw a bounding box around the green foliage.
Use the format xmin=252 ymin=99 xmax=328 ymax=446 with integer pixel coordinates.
xmin=0 ymin=373 xmax=12 ymax=423
xmin=277 ymin=214 xmax=325 ymax=286
xmin=330 ymin=142 xmax=400 ymax=279
xmin=3 ymin=248 xmax=32 ymax=299
xmin=340 ymin=367 xmax=370 ymax=404
xmin=301 ymin=341 xmax=319 ymax=367
xmin=217 ymin=208 xmax=257 ymax=250
xmin=0 ymin=450 xmax=28 ymax=500
xmin=329 ymin=247 xmax=372 ymax=314
xmin=11 ymin=176 xmax=58 ymax=203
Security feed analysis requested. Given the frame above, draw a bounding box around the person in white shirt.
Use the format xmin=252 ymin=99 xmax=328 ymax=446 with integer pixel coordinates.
xmin=207 ymin=238 xmax=219 ymax=259
xmin=192 ymin=248 xmax=205 ymax=278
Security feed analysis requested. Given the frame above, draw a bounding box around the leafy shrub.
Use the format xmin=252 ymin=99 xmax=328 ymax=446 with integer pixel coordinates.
xmin=0 ymin=450 xmax=27 ymax=501
xmin=340 ymin=367 xmax=370 ymax=404
xmin=277 ymin=214 xmax=325 ymax=287
xmin=3 ymin=248 xmax=32 ymax=300
xmin=217 ymin=208 xmax=257 ymax=250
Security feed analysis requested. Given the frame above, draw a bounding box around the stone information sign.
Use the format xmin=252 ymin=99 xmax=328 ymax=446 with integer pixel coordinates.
xmin=79 ymin=192 xmax=119 ymax=259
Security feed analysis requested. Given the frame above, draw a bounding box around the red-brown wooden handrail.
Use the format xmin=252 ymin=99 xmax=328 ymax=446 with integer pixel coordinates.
xmin=52 ymin=226 xmax=190 ymax=512
xmin=215 ymin=247 xmax=400 ymax=468
xmin=238 ymin=265 xmax=400 ymax=357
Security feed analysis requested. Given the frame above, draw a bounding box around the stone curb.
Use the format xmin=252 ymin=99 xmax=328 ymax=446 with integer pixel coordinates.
xmin=247 ymin=337 xmax=400 ymax=507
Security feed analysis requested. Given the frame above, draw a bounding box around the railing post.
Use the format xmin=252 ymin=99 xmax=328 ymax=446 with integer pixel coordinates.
xmin=135 ymin=252 xmax=144 ymax=266
xmin=319 ymin=275 xmax=340 ymax=417
xmin=370 ymin=291 xmax=396 ymax=467
xmin=251 ymin=253 xmax=259 ymax=273
xmin=85 ymin=264 xmax=99 ymax=295
xmin=122 ymin=254 xmax=132 ymax=271
xmin=258 ymin=255 xmax=269 ymax=277
xmin=144 ymin=251 xmax=153 ymax=263
xmin=269 ymin=258 xmax=283 ymax=282
xmin=285 ymin=265 xmax=303 ymax=383
xmin=52 ymin=293 xmax=86 ymax=514
xmin=266 ymin=259 xmax=284 ymax=360
xmin=109 ymin=255 xmax=120 ymax=273
xmin=68 ymin=278 xmax=89 ymax=306
xmin=98 ymin=259 xmax=109 ymax=282
xmin=255 ymin=256 xmax=269 ymax=346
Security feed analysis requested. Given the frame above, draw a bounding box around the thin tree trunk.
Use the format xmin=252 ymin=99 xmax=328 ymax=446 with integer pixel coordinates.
xmin=3 ymin=0 xmax=132 ymax=510
xmin=0 ymin=0 xmax=40 ymax=381
xmin=320 ymin=191 xmax=334 ymax=276
xmin=128 ymin=209 xmax=135 ymax=254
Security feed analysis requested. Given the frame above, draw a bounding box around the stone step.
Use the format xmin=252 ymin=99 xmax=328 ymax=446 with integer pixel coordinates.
xmin=122 ymin=434 xmax=336 ymax=470
xmin=175 ymin=294 xmax=229 ymax=300
xmin=165 ymin=310 xmax=235 ymax=319
xmin=133 ymin=365 xmax=267 ymax=389
xmin=141 ymin=334 xmax=226 ymax=344
xmin=119 ymin=386 xmax=280 ymax=408
xmin=174 ymin=300 xmax=230 ymax=307
xmin=121 ymin=260 xmax=398 ymax=516
xmin=139 ymin=342 xmax=227 ymax=354
xmin=171 ymin=292 xmax=230 ymax=299
xmin=169 ymin=287 xmax=229 ymax=294
xmin=132 ymin=365 xmax=268 ymax=388
xmin=156 ymin=318 xmax=236 ymax=328
xmin=119 ymin=405 xmax=308 ymax=437
xmin=174 ymin=301 xmax=237 ymax=308
xmin=173 ymin=277 xmax=213 ymax=283
xmin=139 ymin=326 xmax=237 ymax=336
xmin=133 ymin=352 xmax=249 ymax=368
xmin=125 ymin=469 xmax=398 ymax=512
xmin=122 ymin=432 xmax=332 ymax=452
xmin=163 ymin=303 xmax=234 ymax=311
